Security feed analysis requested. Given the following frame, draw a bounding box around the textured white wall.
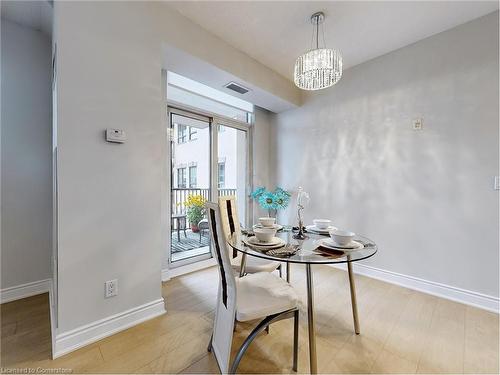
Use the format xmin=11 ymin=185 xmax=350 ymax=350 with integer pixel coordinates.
xmin=54 ymin=2 xmax=166 ymax=333
xmin=272 ymin=12 xmax=499 ymax=297
xmin=253 ymin=107 xmax=275 ymax=221
xmin=1 ymin=19 xmax=52 ymax=289
xmin=53 ymin=1 xmax=295 ymax=334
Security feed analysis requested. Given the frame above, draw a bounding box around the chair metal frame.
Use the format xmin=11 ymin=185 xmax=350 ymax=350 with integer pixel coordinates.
xmin=208 ymin=308 xmax=299 ymax=374
xmin=206 ymin=201 xmax=299 ymax=374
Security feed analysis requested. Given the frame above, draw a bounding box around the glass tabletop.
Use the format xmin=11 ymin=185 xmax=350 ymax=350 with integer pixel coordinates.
xmin=227 ymin=229 xmax=377 ymax=265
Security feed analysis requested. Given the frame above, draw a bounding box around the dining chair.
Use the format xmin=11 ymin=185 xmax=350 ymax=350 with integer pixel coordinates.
xmin=218 ymin=195 xmax=282 ymax=276
xmin=205 ymin=201 xmax=299 ymax=374
xmin=198 ymin=218 xmax=209 ymax=243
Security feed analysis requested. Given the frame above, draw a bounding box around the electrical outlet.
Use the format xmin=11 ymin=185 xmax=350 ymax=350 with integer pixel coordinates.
xmin=412 ymin=118 xmax=423 ymax=130
xmin=105 ymin=279 xmax=118 ymax=298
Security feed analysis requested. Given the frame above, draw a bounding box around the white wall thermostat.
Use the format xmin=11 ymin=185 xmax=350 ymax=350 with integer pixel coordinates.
xmin=105 ymin=128 xmax=126 ymax=143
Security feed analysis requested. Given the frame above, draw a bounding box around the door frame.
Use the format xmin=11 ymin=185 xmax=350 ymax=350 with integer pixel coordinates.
xmin=166 ymin=104 xmax=253 ymax=270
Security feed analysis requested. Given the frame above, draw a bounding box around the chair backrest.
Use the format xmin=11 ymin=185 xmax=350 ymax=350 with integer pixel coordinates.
xmin=218 ymin=195 xmax=241 ymax=237
xmin=205 ymin=201 xmax=237 ymax=373
xmin=218 ymin=195 xmax=241 ymax=258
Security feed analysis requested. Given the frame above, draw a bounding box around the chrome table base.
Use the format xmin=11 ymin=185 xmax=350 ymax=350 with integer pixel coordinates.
xmin=305 ymin=261 xmax=360 ymax=373
xmin=305 ymin=264 xmax=317 ymax=374
xmin=347 ymin=261 xmax=360 ymax=334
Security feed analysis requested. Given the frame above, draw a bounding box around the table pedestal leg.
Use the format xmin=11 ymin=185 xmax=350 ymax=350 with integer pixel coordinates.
xmin=239 ymin=253 xmax=247 ymax=278
xmin=306 ymin=264 xmax=317 ymax=374
xmin=286 ymin=262 xmax=291 ymax=283
xmin=347 ymin=261 xmax=360 ymax=334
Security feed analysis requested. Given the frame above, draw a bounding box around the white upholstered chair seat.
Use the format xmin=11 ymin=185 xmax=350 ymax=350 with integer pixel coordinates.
xmin=206 ymin=201 xmax=299 ymax=373
xmin=236 ymin=272 xmax=299 ymax=322
xmin=231 ymin=255 xmax=281 ymax=274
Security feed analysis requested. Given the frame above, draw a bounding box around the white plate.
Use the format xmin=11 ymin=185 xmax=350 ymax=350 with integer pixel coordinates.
xmin=306 ymin=224 xmax=337 ymax=234
xmin=317 ymin=238 xmax=364 ymax=251
xmin=245 ymin=236 xmax=286 ymax=250
xmin=253 ymin=223 xmax=284 ymax=231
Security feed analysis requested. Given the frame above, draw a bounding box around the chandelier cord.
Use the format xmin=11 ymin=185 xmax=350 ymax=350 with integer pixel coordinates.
xmin=322 ymin=18 xmax=326 ymax=49
xmin=310 ymin=20 xmax=315 ymax=50
xmin=315 ymin=15 xmax=319 ymax=49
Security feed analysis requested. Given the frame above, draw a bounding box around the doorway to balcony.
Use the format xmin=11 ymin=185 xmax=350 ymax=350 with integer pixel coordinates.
xmin=167 ymin=107 xmax=251 ymax=267
xmin=166 ymin=72 xmax=253 ymax=268
xmin=169 ymin=110 xmax=212 ymax=265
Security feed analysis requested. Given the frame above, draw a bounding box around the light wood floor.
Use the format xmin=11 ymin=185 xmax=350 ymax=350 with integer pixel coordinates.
xmin=1 ymin=265 xmax=498 ymax=374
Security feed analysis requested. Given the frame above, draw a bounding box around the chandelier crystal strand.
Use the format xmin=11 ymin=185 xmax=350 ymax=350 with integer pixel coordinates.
xmin=294 ymin=12 xmax=343 ymax=90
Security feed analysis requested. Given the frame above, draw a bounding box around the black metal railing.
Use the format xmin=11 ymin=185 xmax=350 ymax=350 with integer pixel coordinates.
xmin=171 ymin=188 xmax=237 ymax=227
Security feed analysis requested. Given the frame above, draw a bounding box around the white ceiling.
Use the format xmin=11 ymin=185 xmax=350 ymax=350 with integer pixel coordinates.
xmin=1 ymin=1 xmax=52 ymax=36
xmin=168 ymin=1 xmax=499 ymax=81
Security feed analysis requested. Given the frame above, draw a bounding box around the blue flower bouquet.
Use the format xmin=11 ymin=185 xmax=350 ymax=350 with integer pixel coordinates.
xmin=251 ymin=187 xmax=291 ymax=218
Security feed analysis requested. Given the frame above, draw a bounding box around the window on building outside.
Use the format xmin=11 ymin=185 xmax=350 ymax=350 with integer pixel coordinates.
xmin=189 ymin=127 xmax=197 ymax=141
xmin=177 ymin=124 xmax=187 ymax=143
xmin=189 ymin=166 xmax=197 ymax=188
xmin=218 ymin=162 xmax=225 ymax=188
xmin=177 ymin=167 xmax=186 ymax=188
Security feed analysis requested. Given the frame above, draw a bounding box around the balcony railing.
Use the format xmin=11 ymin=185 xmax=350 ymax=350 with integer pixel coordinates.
xmin=172 ymin=188 xmax=237 ymax=224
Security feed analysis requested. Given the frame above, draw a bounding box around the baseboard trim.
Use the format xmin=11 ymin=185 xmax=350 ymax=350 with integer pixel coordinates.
xmin=0 ymin=279 xmax=52 ymax=304
xmin=161 ymin=268 xmax=170 ymax=282
xmin=54 ymin=298 xmax=166 ymax=358
xmin=331 ymin=263 xmax=499 ymax=313
xmin=162 ymin=258 xmax=217 ymax=281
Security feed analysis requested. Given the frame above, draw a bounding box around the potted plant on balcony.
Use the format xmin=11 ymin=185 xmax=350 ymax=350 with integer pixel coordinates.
xmin=184 ymin=194 xmax=207 ymax=233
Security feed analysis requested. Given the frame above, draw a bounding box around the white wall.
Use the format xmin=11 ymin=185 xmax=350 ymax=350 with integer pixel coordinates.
xmin=54 ymin=2 xmax=165 ymax=335
xmin=52 ymin=0 xmax=293 ymax=351
xmin=272 ymin=12 xmax=499 ymax=298
xmin=1 ymin=19 xmax=52 ymax=290
xmin=253 ymin=107 xmax=275 ymax=221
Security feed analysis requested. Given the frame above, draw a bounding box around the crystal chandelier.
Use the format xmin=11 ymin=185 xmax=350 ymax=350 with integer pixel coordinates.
xmin=294 ymin=12 xmax=343 ymax=91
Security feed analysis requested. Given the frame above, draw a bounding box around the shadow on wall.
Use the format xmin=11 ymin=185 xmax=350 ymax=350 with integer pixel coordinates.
xmin=273 ymin=12 xmax=499 ymax=297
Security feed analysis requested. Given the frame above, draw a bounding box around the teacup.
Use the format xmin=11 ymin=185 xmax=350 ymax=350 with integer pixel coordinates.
xmin=254 ymin=227 xmax=277 ymax=243
xmin=258 ymin=217 xmax=276 ymax=228
xmin=329 ymin=229 xmax=355 ymax=246
xmin=313 ymin=219 xmax=332 ymax=230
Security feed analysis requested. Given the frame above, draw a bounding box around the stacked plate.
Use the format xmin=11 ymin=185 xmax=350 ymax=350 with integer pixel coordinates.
xmin=253 ymin=223 xmax=284 ymax=231
xmin=306 ymin=224 xmax=337 ymax=235
xmin=316 ymin=238 xmax=364 ymax=252
xmin=244 ymin=236 xmax=286 ymax=251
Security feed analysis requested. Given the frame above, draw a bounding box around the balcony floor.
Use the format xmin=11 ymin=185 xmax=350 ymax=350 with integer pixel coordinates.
xmin=171 ymin=228 xmax=210 ymax=254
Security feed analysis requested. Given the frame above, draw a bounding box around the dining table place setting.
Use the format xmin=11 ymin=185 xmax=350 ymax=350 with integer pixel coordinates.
xmin=252 ymin=216 xmax=284 ymax=231
xmin=305 ymin=218 xmax=337 ymax=235
xmin=243 ymin=217 xmax=288 ymax=251
xmin=242 ymin=214 xmax=369 ymax=259
xmin=224 ymin=186 xmax=378 ymax=374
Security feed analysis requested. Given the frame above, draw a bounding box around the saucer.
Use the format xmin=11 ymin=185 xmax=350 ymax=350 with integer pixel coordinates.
xmin=253 ymin=223 xmax=284 ymax=231
xmin=245 ymin=236 xmax=286 ymax=250
xmin=317 ymin=238 xmax=363 ymax=251
xmin=306 ymin=224 xmax=337 ymax=234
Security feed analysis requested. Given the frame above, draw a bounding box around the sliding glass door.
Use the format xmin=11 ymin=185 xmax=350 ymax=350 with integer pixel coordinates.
xmin=168 ymin=108 xmax=250 ymax=267
xmin=217 ymin=122 xmax=249 ymax=229
xmin=169 ymin=110 xmax=212 ymax=265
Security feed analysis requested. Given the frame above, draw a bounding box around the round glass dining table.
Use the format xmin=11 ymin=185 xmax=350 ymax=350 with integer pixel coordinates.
xmin=227 ymin=229 xmax=377 ymax=374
